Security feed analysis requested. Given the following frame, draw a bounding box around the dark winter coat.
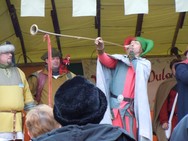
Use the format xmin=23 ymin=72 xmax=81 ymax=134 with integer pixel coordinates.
xmin=175 ymin=61 xmax=188 ymax=122
xmin=31 ymin=124 xmax=135 ymax=141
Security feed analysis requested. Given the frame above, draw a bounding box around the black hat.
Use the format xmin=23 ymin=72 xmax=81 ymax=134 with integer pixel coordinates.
xmin=53 ymin=75 xmax=107 ymax=126
xmin=41 ymin=48 xmax=61 ymax=60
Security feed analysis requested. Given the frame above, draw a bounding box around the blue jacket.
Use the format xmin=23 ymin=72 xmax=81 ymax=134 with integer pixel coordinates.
xmin=31 ymin=124 xmax=135 ymax=141
xmin=175 ymin=62 xmax=188 ymax=122
xmin=170 ymin=114 xmax=188 ymax=141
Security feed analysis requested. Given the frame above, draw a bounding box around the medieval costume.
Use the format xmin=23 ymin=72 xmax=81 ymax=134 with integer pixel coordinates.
xmin=28 ymin=48 xmax=75 ymax=105
xmin=152 ymin=77 xmax=178 ymax=141
xmin=28 ymin=68 xmax=75 ymax=105
xmin=96 ymin=37 xmax=154 ymax=141
xmin=0 ymin=42 xmax=35 ymax=140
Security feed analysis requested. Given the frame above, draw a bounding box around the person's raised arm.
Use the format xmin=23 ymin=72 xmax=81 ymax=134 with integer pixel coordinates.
xmin=95 ymin=37 xmax=117 ymax=68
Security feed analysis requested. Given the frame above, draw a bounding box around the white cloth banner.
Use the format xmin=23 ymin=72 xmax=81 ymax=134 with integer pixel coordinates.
xmin=124 ymin=0 xmax=148 ymax=15
xmin=175 ymin=0 xmax=188 ymax=12
xmin=21 ymin=0 xmax=45 ymax=17
xmin=72 ymin=0 xmax=96 ymax=17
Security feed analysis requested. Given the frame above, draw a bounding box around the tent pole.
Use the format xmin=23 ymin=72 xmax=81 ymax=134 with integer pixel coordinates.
xmin=135 ymin=14 xmax=144 ymax=37
xmin=51 ymin=0 xmax=62 ymax=57
xmin=171 ymin=12 xmax=186 ymax=48
xmin=6 ymin=0 xmax=27 ymax=64
xmin=95 ymin=0 xmax=101 ymax=37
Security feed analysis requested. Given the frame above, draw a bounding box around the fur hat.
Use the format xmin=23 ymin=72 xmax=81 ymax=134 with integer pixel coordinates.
xmin=0 ymin=41 xmax=15 ymax=54
xmin=124 ymin=36 xmax=154 ymax=56
xmin=41 ymin=48 xmax=61 ymax=60
xmin=53 ymin=75 xmax=107 ymax=126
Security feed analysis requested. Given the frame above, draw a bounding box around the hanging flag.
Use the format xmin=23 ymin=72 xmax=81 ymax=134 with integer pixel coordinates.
xmin=21 ymin=0 xmax=45 ymax=17
xmin=175 ymin=0 xmax=188 ymax=12
xmin=124 ymin=0 xmax=148 ymax=15
xmin=73 ymin=0 xmax=96 ymax=17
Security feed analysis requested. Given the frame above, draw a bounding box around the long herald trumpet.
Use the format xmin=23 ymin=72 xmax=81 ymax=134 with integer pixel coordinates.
xmin=30 ymin=24 xmax=124 ymax=47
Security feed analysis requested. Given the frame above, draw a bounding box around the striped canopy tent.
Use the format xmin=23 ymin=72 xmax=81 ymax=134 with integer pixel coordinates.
xmin=0 ymin=0 xmax=188 ymax=64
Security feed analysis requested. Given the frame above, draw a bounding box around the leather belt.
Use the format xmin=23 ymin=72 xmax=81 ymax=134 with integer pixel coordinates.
xmin=0 ymin=111 xmax=22 ymax=140
xmin=110 ymin=92 xmax=135 ymax=117
xmin=110 ymin=92 xmax=134 ymax=103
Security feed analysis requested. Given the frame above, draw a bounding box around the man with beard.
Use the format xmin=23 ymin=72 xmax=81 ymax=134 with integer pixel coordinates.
xmin=0 ymin=41 xmax=35 ymax=141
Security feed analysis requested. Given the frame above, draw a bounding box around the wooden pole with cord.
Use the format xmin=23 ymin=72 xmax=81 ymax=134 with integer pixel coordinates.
xmin=43 ymin=34 xmax=53 ymax=107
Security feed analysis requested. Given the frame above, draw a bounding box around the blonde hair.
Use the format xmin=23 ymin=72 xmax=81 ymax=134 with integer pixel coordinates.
xmin=26 ymin=104 xmax=60 ymax=138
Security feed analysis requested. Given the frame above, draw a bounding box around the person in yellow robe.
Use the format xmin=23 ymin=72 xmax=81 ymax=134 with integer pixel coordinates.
xmin=0 ymin=41 xmax=35 ymax=141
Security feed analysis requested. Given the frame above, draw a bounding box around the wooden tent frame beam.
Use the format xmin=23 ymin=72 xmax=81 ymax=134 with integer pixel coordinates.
xmin=135 ymin=14 xmax=144 ymax=37
xmin=95 ymin=0 xmax=101 ymax=37
xmin=171 ymin=12 xmax=186 ymax=48
xmin=6 ymin=0 xmax=27 ymax=63
xmin=51 ymin=0 xmax=62 ymax=56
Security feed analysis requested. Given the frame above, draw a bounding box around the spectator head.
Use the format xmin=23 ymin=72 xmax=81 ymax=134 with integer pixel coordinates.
xmin=53 ymin=75 xmax=107 ymax=126
xmin=26 ymin=104 xmax=60 ymax=138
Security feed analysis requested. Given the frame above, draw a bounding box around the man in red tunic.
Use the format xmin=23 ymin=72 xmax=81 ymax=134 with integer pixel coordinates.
xmin=95 ymin=36 xmax=154 ymax=141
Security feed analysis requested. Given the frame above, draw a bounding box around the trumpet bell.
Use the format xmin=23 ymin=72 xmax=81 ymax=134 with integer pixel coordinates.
xmin=30 ymin=24 xmax=38 ymax=35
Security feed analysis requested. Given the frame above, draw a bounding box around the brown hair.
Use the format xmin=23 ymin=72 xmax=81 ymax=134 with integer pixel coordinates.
xmin=26 ymin=104 xmax=60 ymax=138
